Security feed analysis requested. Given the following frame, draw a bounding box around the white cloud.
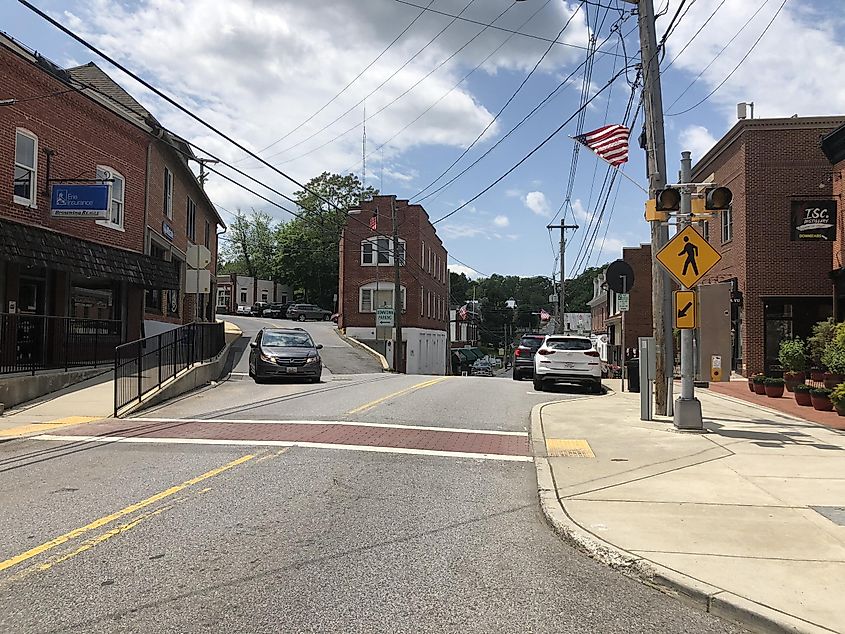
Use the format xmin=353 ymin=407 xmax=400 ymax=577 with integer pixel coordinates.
xmin=678 ymin=125 xmax=717 ymax=163
xmin=570 ymin=198 xmax=592 ymax=223
xmin=448 ymin=264 xmax=485 ymax=280
xmin=493 ymin=214 xmax=510 ymax=227
xmin=505 ymin=188 xmax=523 ymax=198
xmin=439 ymin=223 xmax=487 ymax=239
xmin=524 ymin=191 xmax=551 ymax=217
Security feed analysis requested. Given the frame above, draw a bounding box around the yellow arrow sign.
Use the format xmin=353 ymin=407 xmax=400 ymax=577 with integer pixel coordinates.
xmin=674 ymin=290 xmax=697 ymax=329
xmin=656 ymin=226 xmax=721 ymax=288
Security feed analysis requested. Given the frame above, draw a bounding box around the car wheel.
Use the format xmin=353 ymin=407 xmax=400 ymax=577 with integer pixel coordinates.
xmin=298 ymin=314 xmax=306 ymax=322
xmin=512 ymin=371 xmax=521 ymax=381
xmin=533 ymin=377 xmax=544 ymax=391
xmin=253 ymin=376 xmax=265 ymax=384
xmin=591 ymin=381 xmax=603 ymax=395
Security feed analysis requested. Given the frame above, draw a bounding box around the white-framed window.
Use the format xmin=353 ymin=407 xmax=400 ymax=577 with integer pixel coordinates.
xmin=95 ymin=166 xmax=125 ymax=230
xmin=721 ymin=203 xmax=733 ymax=243
xmin=427 ymin=291 xmax=431 ymax=318
xmin=359 ymin=281 xmax=406 ymax=313
xmin=187 ymin=197 xmax=197 ymax=242
xmin=361 ymin=237 xmax=404 ymax=266
xmin=164 ymin=167 xmax=173 ymax=219
xmin=261 ymin=290 xmax=268 ymax=302
xmin=700 ymin=219 xmax=710 ymax=243
xmin=240 ymin=288 xmax=247 ymax=303
xmin=204 ymin=220 xmax=211 ymax=248
xmin=14 ymin=128 xmax=37 ymax=207
xmin=420 ymin=287 xmax=424 ymax=316
xmin=421 ymin=241 xmax=425 ymax=269
xmin=217 ymin=287 xmax=231 ymax=308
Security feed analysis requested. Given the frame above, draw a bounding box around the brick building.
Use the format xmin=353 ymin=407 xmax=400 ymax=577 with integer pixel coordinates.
xmin=0 ymin=33 xmax=223 ymax=352
xmin=694 ymin=115 xmax=844 ymax=375
xmin=603 ymin=245 xmax=653 ymax=368
xmin=339 ymin=195 xmax=448 ymax=374
xmin=821 ymin=122 xmax=845 ymax=317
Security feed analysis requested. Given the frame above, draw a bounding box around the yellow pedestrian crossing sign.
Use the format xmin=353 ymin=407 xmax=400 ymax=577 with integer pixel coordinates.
xmin=674 ymin=290 xmax=697 ymax=329
xmin=656 ymin=226 xmax=721 ymax=287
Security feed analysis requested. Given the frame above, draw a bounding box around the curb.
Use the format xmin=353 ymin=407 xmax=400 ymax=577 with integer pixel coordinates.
xmin=336 ymin=331 xmax=389 ymax=371
xmin=530 ymin=399 xmax=835 ymax=634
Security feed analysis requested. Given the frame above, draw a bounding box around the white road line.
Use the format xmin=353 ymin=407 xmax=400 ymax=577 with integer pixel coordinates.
xmin=33 ymin=434 xmax=533 ymax=462
xmin=128 ymin=417 xmax=528 ymax=437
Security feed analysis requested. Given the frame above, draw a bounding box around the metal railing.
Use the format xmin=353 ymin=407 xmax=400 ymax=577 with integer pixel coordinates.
xmin=114 ymin=321 xmax=225 ymax=415
xmin=0 ymin=313 xmax=121 ymax=375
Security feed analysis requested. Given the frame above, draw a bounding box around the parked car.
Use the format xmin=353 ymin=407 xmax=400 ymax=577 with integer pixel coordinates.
xmin=248 ymin=327 xmax=323 ymax=383
xmin=286 ymin=303 xmax=332 ymax=321
xmin=235 ymin=305 xmax=251 ymax=316
xmin=263 ymin=302 xmax=293 ymax=318
xmin=512 ymin=333 xmax=546 ymax=380
xmin=532 ymin=335 xmax=602 ymax=394
xmin=471 ymin=359 xmax=493 ymax=377
xmin=250 ymin=301 xmax=271 ymax=316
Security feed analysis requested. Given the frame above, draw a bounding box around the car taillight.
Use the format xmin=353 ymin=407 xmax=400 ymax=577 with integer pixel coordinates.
xmin=584 ymin=350 xmax=600 ymax=357
xmin=514 ymin=348 xmax=521 ymax=357
xmin=537 ymin=348 xmax=555 ymax=355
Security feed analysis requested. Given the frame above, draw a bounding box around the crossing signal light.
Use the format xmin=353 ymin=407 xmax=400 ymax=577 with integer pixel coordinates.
xmin=704 ymin=186 xmax=732 ymax=210
xmin=655 ymin=187 xmax=681 ymax=211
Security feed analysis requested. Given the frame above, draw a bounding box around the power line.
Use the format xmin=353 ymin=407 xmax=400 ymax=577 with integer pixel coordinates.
xmin=667 ymin=0 xmax=789 ymax=116
xmin=662 ymin=0 xmax=726 ymax=71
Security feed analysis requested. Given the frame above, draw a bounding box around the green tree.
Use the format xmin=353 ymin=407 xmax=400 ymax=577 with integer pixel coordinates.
xmin=564 ymin=265 xmax=607 ymax=312
xmin=219 ymin=209 xmax=276 ymax=279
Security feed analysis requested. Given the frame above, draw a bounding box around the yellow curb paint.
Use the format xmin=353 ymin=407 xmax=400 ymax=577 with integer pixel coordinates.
xmin=346 ymin=377 xmax=448 ymax=414
xmin=0 ymin=453 xmax=255 ymax=573
xmin=546 ymin=438 xmax=595 ymax=458
xmin=0 ymin=416 xmax=102 ymax=438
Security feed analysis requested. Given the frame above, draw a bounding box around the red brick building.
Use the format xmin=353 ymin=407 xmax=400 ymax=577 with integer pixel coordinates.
xmin=603 ymin=245 xmax=653 ymax=368
xmin=822 ymin=122 xmax=845 ymax=317
xmin=339 ymin=195 xmax=448 ymax=374
xmin=0 ymin=33 xmax=223 ymax=350
xmin=694 ymin=116 xmax=844 ymax=375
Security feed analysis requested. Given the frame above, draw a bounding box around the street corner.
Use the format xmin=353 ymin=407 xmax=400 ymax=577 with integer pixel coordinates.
xmin=0 ymin=416 xmax=107 ymax=441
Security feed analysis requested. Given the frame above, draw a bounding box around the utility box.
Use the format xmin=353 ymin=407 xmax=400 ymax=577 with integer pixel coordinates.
xmin=698 ymin=283 xmax=731 ymax=382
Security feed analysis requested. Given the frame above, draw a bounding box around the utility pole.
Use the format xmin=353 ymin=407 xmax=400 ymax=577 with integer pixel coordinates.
xmin=547 ymin=222 xmax=578 ymax=334
xmin=674 ymin=151 xmax=703 ymax=429
xmin=634 ymin=0 xmax=673 ymax=415
xmin=391 ymin=196 xmax=403 ymax=373
xmin=196 ymin=158 xmax=220 ymax=190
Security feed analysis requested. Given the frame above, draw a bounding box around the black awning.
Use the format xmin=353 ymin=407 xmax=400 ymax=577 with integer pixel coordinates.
xmin=0 ymin=219 xmax=180 ymax=290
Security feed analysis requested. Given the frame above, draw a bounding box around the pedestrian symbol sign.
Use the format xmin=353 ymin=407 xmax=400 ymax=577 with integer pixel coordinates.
xmin=673 ymin=290 xmax=697 ymax=329
xmin=656 ymin=226 xmax=721 ymax=288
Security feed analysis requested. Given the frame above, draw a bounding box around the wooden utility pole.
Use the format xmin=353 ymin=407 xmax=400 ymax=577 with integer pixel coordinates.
xmin=547 ymin=222 xmax=578 ymax=334
xmin=391 ymin=196 xmax=404 ymax=373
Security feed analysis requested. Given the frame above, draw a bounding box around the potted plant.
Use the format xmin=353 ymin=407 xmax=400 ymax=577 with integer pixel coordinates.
xmin=811 ymin=388 xmax=834 ymax=411
xmin=752 ymin=374 xmax=767 ymax=395
xmin=808 ymin=318 xmax=836 ymax=381
xmin=821 ymin=339 xmax=845 ymax=388
xmin=794 ymin=383 xmax=813 ymax=406
xmin=763 ymin=377 xmax=784 ymax=398
xmin=831 ymin=383 xmax=845 ymax=417
xmin=778 ymin=339 xmax=806 ymax=391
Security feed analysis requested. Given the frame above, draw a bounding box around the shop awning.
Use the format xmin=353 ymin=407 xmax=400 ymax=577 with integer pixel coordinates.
xmin=0 ymin=219 xmax=180 ymax=290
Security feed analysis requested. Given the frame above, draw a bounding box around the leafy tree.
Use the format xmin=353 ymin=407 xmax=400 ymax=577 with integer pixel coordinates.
xmin=564 ymin=265 xmax=607 ymax=313
xmin=219 ymin=209 xmax=276 ymax=279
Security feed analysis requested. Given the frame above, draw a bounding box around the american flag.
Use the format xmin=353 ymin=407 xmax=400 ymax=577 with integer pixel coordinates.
xmin=573 ymin=124 xmax=630 ymax=167
xmin=369 ymin=212 xmax=378 ymax=231
xmin=458 ymin=304 xmax=468 ymax=320
xmin=539 ymin=309 xmax=551 ymax=322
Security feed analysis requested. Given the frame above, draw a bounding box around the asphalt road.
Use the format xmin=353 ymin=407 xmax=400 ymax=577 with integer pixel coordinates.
xmin=0 ymin=361 xmax=745 ymax=632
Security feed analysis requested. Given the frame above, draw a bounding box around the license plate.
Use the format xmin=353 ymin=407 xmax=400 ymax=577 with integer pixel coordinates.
xmin=563 ymin=362 xmax=575 ymax=369
xmin=286 ymin=367 xmax=297 ymax=374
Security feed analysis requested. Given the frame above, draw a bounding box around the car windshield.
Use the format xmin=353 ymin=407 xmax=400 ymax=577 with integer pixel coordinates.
xmin=261 ymin=332 xmax=313 ymax=348
xmin=519 ymin=337 xmax=544 ymax=350
xmin=546 ymin=338 xmax=592 ymax=351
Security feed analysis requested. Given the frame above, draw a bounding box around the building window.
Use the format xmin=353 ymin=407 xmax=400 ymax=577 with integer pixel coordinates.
xmin=721 ymin=203 xmax=733 ymax=243
xmin=187 ymin=197 xmax=197 ymax=242
xmin=95 ymin=166 xmax=124 ymax=230
xmin=700 ymin=219 xmax=709 ymax=243
xmin=427 ymin=291 xmax=431 ymax=318
xmin=240 ymin=288 xmax=247 ymax=304
xmin=261 ymin=290 xmax=269 ymax=302
xmin=420 ymin=287 xmax=424 ymax=316
xmin=361 ymin=238 xmax=404 ymax=266
xmin=204 ymin=220 xmax=211 ymax=248
xmin=145 ymin=242 xmax=168 ymax=313
xmin=164 ymin=167 xmax=173 ymax=219
xmin=359 ymin=282 xmax=406 ymax=313
xmin=217 ymin=287 xmax=230 ymax=309
xmin=14 ymin=129 xmax=37 ymax=207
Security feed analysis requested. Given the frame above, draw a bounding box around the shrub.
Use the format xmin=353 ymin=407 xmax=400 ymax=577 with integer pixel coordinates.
xmin=810 ymin=388 xmax=832 ymax=397
xmin=830 ymin=383 xmax=845 ymax=406
xmin=808 ymin=319 xmax=837 ymax=369
xmin=764 ymin=378 xmax=784 ymax=387
xmin=752 ymin=374 xmax=766 ymax=384
xmin=778 ymin=339 xmax=807 ymax=373
xmin=823 ymin=340 xmax=845 ymax=376
xmin=793 ymin=383 xmax=812 ymax=393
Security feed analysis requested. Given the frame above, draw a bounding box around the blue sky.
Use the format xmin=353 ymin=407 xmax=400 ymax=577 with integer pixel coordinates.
xmin=3 ymin=0 xmax=842 ymax=281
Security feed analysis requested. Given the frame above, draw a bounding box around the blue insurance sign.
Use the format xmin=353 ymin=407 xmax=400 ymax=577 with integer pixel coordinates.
xmin=50 ymin=184 xmax=110 ymax=218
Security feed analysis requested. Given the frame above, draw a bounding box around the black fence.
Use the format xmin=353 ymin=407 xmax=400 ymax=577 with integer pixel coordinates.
xmin=0 ymin=313 xmax=121 ymax=375
xmin=114 ymin=321 xmax=226 ymax=415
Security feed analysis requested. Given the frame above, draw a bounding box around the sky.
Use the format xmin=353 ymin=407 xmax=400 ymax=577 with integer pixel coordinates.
xmin=4 ymin=0 xmax=844 ymax=283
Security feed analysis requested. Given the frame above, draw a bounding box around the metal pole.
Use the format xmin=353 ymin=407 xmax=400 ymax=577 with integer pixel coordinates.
xmin=674 ymin=151 xmax=703 ymax=430
xmin=391 ymin=196 xmax=403 ymax=373
xmin=636 ymin=0 xmax=672 ymax=415
xmin=621 ymin=275 xmax=627 ymax=392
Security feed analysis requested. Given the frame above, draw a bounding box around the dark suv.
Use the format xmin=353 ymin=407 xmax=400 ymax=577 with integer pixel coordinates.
xmin=286 ymin=303 xmax=332 ymax=321
xmin=512 ymin=333 xmax=546 ymax=380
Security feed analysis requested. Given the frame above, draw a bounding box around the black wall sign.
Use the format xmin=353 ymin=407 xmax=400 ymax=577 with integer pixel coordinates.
xmin=791 ymin=200 xmax=837 ymax=241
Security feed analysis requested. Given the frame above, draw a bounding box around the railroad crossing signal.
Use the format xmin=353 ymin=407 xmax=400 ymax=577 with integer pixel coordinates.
xmin=673 ymin=290 xmax=697 ymax=329
xmin=656 ymin=226 xmax=721 ymax=288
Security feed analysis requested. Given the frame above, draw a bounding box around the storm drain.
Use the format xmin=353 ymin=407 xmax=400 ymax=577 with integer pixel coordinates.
xmin=811 ymin=506 xmax=845 ymax=526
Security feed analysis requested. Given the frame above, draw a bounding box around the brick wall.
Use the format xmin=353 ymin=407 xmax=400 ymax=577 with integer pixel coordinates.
xmin=622 ymin=244 xmax=653 ymax=347
xmin=339 ymin=195 xmax=448 ymax=331
xmin=833 ymin=158 xmax=845 ymax=270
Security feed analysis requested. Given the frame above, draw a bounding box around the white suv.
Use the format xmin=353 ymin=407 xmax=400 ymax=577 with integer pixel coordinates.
xmin=533 ymin=335 xmax=603 ymax=394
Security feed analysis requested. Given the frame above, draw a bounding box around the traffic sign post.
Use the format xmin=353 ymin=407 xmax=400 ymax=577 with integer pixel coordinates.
xmin=376 ymin=308 xmax=394 ymax=328
xmin=673 ymin=290 xmax=697 ymax=329
xmin=617 ymin=293 xmax=630 ymax=312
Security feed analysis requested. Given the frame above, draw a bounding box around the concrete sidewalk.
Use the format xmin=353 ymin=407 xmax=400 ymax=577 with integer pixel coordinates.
xmin=534 ymin=380 xmax=845 ymax=634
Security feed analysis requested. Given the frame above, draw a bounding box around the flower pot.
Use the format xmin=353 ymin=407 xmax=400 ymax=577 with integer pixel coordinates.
xmin=811 ymin=393 xmax=834 ymax=412
xmin=823 ymin=373 xmax=843 ymax=389
xmin=748 ymin=378 xmax=755 ymax=393
xmin=764 ymin=385 xmax=784 ymax=398
xmin=811 ymin=370 xmax=825 ymax=382
xmin=783 ymin=372 xmax=805 ymax=392
xmin=836 ymin=404 xmax=845 ymax=417
xmin=795 ymin=391 xmax=813 ymax=407
xmin=753 ymin=382 xmax=766 ymax=395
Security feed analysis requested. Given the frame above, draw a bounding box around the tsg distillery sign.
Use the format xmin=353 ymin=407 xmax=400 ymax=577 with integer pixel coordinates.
xmin=791 ymin=200 xmax=837 ymax=241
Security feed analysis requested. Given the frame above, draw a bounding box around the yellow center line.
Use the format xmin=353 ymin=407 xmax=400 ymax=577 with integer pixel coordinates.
xmin=346 ymin=377 xmax=448 ymax=414
xmin=0 ymin=453 xmax=255 ymax=573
